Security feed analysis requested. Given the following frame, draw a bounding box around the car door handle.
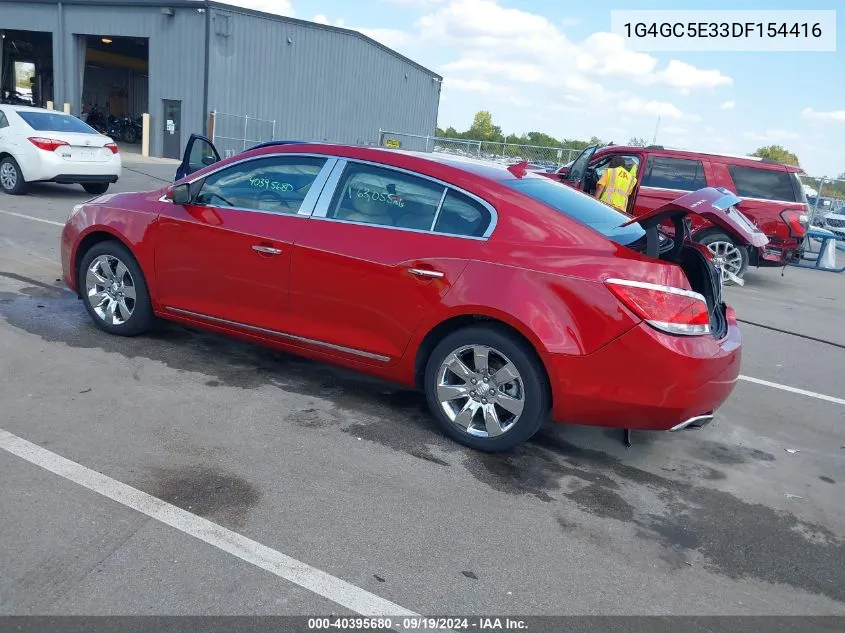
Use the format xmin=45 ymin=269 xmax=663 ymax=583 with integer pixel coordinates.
xmin=408 ymin=267 xmax=444 ymax=279
xmin=252 ymin=245 xmax=282 ymax=255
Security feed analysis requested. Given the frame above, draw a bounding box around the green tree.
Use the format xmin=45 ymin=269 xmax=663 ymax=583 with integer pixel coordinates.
xmin=628 ymin=137 xmax=647 ymax=147
xmin=468 ymin=110 xmax=497 ymax=141
xmin=751 ymin=145 xmax=800 ymax=166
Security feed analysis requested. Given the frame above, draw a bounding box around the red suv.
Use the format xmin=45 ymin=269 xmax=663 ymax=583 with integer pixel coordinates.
xmin=550 ymin=145 xmax=809 ymax=283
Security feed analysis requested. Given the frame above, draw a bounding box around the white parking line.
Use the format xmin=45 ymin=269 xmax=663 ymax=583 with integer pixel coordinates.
xmin=0 ymin=427 xmax=418 ymax=618
xmin=739 ymin=375 xmax=845 ymax=406
xmin=0 ymin=209 xmax=64 ymax=227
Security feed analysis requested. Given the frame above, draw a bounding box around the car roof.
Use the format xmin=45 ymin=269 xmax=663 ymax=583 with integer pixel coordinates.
xmin=1 ymin=105 xmax=57 ymax=114
xmin=594 ymin=144 xmax=803 ymax=173
xmin=374 ymin=148 xmax=521 ymax=181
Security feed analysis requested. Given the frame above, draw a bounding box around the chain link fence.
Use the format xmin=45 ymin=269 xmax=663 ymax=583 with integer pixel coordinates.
xmin=209 ymin=111 xmax=276 ymax=159
xmin=378 ymin=130 xmax=581 ymax=171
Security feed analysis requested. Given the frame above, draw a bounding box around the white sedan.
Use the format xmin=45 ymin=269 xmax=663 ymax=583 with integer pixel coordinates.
xmin=0 ymin=105 xmax=121 ymax=196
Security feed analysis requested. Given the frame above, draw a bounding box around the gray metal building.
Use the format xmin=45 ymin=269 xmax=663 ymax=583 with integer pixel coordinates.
xmin=0 ymin=0 xmax=442 ymax=158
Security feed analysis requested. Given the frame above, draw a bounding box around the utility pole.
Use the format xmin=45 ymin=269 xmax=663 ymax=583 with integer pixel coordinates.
xmin=651 ymin=115 xmax=661 ymax=145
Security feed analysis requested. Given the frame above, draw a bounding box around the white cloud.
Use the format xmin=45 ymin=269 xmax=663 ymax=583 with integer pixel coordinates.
xmin=440 ymin=58 xmax=544 ymax=83
xmin=442 ymin=77 xmax=492 ymax=93
xmin=223 ymin=0 xmax=294 ymax=16
xmin=357 ymin=27 xmax=410 ymax=49
xmin=720 ymin=100 xmax=736 ymax=110
xmin=382 ymin=0 xmax=444 ymax=4
xmin=312 ymin=14 xmax=409 ymax=51
xmin=418 ymin=0 xmax=726 ymax=123
xmin=619 ymin=98 xmax=684 ymax=119
xmin=802 ymin=107 xmax=845 ymax=123
xmin=662 ymin=125 xmax=688 ymax=136
xmin=648 ymin=60 xmax=732 ymax=91
xmin=743 ymin=129 xmax=801 ymax=143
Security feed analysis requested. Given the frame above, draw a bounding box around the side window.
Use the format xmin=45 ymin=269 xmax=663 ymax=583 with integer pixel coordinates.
xmin=0 ymin=111 xmax=8 ymax=129
xmin=727 ymin=165 xmax=797 ymax=202
xmin=434 ymin=190 xmax=492 ymax=237
xmin=592 ymin=154 xmax=641 ymax=185
xmin=188 ymin=138 xmax=220 ymax=173
xmin=329 ymin=162 xmax=445 ymax=229
xmin=196 ymin=155 xmax=327 ymax=214
xmin=642 ymin=156 xmax=706 ymax=191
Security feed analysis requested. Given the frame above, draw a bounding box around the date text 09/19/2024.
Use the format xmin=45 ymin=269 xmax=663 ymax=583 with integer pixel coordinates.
xmin=306 ymin=617 xmax=529 ymax=630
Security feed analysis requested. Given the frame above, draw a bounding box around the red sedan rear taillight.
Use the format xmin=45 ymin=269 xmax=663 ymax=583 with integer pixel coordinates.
xmin=105 ymin=143 xmax=119 ymax=154
xmin=781 ymin=209 xmax=808 ymax=239
xmin=28 ymin=137 xmax=70 ymax=152
xmin=605 ymin=278 xmax=710 ymax=336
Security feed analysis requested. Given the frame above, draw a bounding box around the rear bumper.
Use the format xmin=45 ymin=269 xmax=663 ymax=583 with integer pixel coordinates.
xmin=51 ymin=174 xmax=119 ymax=184
xmin=548 ymin=320 xmax=741 ymax=431
xmin=20 ymin=147 xmax=121 ymax=183
xmin=752 ymin=238 xmax=802 ymax=266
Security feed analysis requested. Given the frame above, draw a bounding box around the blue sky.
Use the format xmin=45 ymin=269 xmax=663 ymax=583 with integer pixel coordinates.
xmin=230 ymin=0 xmax=843 ymax=176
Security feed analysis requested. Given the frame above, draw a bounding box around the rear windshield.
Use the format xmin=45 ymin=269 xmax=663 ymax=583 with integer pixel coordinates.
xmin=502 ymin=176 xmax=646 ymax=246
xmin=727 ymin=165 xmax=804 ymax=203
xmin=16 ymin=111 xmax=98 ymax=134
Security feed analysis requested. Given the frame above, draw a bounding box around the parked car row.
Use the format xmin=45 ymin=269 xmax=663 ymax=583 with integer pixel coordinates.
xmin=543 ymin=144 xmax=810 ymax=285
xmin=59 ymin=133 xmax=766 ymax=452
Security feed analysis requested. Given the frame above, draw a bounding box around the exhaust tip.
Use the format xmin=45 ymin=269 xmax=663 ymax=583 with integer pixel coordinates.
xmin=670 ymin=414 xmax=714 ymax=432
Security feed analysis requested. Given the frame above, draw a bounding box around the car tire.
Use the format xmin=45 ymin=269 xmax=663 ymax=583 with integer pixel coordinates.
xmin=77 ymin=240 xmax=154 ymax=337
xmin=0 ymin=156 xmax=28 ymax=195
xmin=696 ymin=230 xmax=749 ymax=285
xmin=424 ymin=324 xmax=550 ymax=452
xmin=83 ymin=182 xmax=110 ymax=195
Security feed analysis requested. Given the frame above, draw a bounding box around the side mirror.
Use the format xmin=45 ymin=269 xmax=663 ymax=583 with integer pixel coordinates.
xmin=171 ymin=183 xmax=191 ymax=205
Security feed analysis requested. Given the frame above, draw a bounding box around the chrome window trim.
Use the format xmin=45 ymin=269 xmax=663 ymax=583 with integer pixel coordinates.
xmin=181 ymin=152 xmax=337 ymax=186
xmin=305 ymin=215 xmax=492 ymax=241
xmin=312 ymin=157 xmax=499 ymax=239
xmin=164 ymin=306 xmax=391 ymax=362
xmin=171 ymin=155 xmax=337 ymax=217
xmin=312 ymin=159 xmax=349 ymax=218
xmin=297 ymin=157 xmax=339 ymax=216
xmin=429 ymin=187 xmax=450 ymax=231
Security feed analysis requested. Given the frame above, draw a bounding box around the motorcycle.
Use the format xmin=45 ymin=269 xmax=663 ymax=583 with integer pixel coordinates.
xmin=106 ymin=115 xmax=142 ymax=144
xmin=85 ymin=105 xmax=108 ymax=133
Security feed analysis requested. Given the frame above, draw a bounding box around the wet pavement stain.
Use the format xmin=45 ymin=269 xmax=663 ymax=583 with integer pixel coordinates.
xmin=3 ymin=291 xmax=844 ymax=602
xmin=143 ymin=466 xmax=260 ymax=530
xmin=690 ymin=440 xmax=776 ymax=465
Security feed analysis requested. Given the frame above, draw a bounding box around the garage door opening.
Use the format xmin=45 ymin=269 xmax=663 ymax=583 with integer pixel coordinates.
xmin=81 ymin=34 xmax=148 ymax=148
xmin=0 ymin=29 xmax=54 ymax=107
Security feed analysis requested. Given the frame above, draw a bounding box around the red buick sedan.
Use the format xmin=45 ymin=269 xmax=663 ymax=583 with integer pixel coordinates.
xmin=60 ymin=137 xmax=767 ymax=451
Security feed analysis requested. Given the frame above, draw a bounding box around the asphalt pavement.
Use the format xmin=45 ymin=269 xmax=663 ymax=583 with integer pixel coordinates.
xmin=0 ymin=156 xmax=843 ymax=618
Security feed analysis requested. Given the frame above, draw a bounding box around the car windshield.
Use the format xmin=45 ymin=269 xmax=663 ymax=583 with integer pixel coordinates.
xmin=16 ymin=111 xmax=99 ymax=134
xmin=501 ymin=175 xmax=646 ymax=246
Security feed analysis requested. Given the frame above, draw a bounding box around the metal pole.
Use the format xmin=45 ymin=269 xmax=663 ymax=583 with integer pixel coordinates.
xmin=813 ymin=177 xmax=825 ymax=224
xmin=272 ymin=119 xmax=276 ymax=140
xmin=652 ymin=115 xmax=661 ymax=145
xmin=243 ymin=115 xmax=249 ymax=151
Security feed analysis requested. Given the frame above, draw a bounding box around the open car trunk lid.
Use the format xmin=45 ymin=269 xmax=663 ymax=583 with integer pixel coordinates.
xmin=624 ymin=187 xmax=769 ymax=248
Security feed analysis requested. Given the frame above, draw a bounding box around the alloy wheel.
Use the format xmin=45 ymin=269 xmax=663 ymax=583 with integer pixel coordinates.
xmin=436 ymin=344 xmax=525 ymax=438
xmin=706 ymin=240 xmax=744 ymax=283
xmin=0 ymin=162 xmax=17 ymax=190
xmin=85 ymin=254 xmax=137 ymax=326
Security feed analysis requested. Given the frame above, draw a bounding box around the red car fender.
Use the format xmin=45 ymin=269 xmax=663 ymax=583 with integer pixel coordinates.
xmin=394 ymin=259 xmax=640 ymax=387
xmin=65 ymin=201 xmax=159 ymax=297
